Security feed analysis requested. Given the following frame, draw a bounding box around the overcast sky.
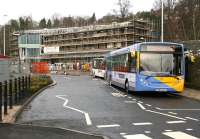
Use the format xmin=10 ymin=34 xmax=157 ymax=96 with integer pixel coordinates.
xmin=0 ymin=0 xmax=155 ymax=25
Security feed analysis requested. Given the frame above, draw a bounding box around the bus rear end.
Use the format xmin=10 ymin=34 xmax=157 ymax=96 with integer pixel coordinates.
xmin=92 ymin=58 xmax=106 ymax=78
xmin=135 ymin=43 xmax=184 ymax=93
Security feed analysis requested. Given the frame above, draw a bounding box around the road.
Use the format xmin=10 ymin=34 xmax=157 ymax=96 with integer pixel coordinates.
xmin=17 ymin=75 xmax=200 ymax=139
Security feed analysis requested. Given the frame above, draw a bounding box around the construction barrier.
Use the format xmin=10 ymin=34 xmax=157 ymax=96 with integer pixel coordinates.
xmin=31 ymin=62 xmax=49 ymax=74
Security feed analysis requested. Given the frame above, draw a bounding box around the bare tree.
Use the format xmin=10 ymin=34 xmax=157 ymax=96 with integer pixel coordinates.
xmin=113 ymin=0 xmax=132 ymax=21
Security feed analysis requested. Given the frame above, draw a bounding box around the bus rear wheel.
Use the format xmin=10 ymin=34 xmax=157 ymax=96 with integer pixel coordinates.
xmin=108 ymin=76 xmax=112 ymax=86
xmin=125 ymin=81 xmax=130 ymax=93
xmin=93 ymin=72 xmax=96 ymax=78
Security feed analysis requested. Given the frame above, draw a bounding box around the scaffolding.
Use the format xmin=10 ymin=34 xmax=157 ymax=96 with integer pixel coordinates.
xmin=10 ymin=19 xmax=157 ymax=64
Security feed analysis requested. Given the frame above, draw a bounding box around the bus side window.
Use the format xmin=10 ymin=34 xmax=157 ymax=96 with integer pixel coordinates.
xmin=130 ymin=55 xmax=136 ymax=73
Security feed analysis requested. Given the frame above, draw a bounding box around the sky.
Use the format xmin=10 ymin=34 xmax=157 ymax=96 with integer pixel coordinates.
xmin=0 ymin=0 xmax=155 ymax=25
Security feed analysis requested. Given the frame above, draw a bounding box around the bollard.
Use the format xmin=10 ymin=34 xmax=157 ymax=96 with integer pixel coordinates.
xmin=28 ymin=75 xmax=31 ymax=89
xmin=4 ymin=81 xmax=8 ymax=115
xmin=9 ymin=80 xmax=13 ymax=109
xmin=0 ymin=82 xmax=2 ymax=121
xmin=18 ymin=77 xmax=21 ymax=101
xmin=25 ymin=76 xmax=28 ymax=96
xmin=22 ymin=76 xmax=25 ymax=98
xmin=14 ymin=78 xmax=18 ymax=104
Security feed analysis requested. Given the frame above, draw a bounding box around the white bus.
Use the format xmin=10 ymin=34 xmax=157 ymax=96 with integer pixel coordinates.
xmin=92 ymin=58 xmax=106 ymax=78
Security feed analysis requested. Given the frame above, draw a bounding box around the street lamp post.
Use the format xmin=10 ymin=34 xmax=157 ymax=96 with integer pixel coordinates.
xmin=161 ymin=0 xmax=164 ymax=42
xmin=3 ymin=15 xmax=8 ymax=56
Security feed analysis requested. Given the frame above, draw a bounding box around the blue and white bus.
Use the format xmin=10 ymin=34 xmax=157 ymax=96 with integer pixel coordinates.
xmin=105 ymin=42 xmax=185 ymax=93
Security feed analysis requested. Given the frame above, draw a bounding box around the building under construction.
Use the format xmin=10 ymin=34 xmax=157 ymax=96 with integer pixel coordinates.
xmin=10 ymin=19 xmax=157 ymax=64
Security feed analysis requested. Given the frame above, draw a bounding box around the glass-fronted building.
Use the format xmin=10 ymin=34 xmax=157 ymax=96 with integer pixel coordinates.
xmin=18 ymin=33 xmax=42 ymax=62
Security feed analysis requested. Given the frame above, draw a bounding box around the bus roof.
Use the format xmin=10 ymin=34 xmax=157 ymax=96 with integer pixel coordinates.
xmin=107 ymin=42 xmax=183 ymax=57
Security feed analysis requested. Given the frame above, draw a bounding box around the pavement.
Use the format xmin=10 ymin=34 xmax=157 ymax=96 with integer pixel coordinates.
xmin=16 ymin=75 xmax=200 ymax=139
xmin=183 ymin=88 xmax=200 ymax=101
xmin=0 ymin=123 xmax=105 ymax=139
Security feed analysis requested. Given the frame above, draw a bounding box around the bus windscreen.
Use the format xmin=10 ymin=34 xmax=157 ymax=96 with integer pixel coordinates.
xmin=139 ymin=44 xmax=183 ymax=76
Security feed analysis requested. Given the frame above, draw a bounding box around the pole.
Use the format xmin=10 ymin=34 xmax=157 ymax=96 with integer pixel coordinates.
xmin=4 ymin=81 xmax=8 ymax=115
xmin=3 ymin=15 xmax=7 ymax=56
xmin=0 ymin=82 xmax=2 ymax=121
xmin=9 ymin=79 xmax=13 ymax=109
xmin=3 ymin=24 xmax=6 ymax=56
xmin=161 ymin=0 xmax=164 ymax=42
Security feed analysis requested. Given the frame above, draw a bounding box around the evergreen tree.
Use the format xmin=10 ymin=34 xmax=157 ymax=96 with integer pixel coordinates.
xmin=39 ymin=18 xmax=47 ymax=28
xmin=47 ymin=19 xmax=52 ymax=28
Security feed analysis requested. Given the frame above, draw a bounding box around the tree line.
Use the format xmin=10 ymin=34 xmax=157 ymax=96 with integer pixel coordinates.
xmin=136 ymin=0 xmax=200 ymax=41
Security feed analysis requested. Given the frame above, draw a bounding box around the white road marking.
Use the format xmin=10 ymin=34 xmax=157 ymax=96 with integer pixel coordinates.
xmin=111 ymin=92 xmax=126 ymax=97
xmin=185 ymin=117 xmax=199 ymax=121
xmin=128 ymin=97 xmax=132 ymax=99
xmin=186 ymin=129 xmax=193 ymax=131
xmin=124 ymin=101 xmax=136 ymax=103
xmin=156 ymin=108 xmax=200 ymax=111
xmin=85 ymin=113 xmax=92 ymax=125
xmin=166 ymin=121 xmax=186 ymax=124
xmin=146 ymin=104 xmax=152 ymax=107
xmin=92 ymin=78 xmax=98 ymax=81
xmin=137 ymin=103 xmax=146 ymax=110
xmin=165 ymin=130 xmax=173 ymax=132
xmin=144 ymin=131 xmax=151 ymax=134
xmin=56 ymin=95 xmax=92 ymax=126
xmin=96 ymin=124 xmax=120 ymax=128
xmin=168 ymin=112 xmax=177 ymax=115
xmin=123 ymin=134 xmax=152 ymax=139
xmin=145 ymin=110 xmax=186 ymax=120
xmin=132 ymin=98 xmax=136 ymax=101
xmin=120 ymin=133 xmax=127 ymax=135
xmin=138 ymin=101 xmax=143 ymax=103
xmin=64 ymin=77 xmax=71 ymax=80
xmin=163 ymin=131 xmax=199 ymax=139
xmin=133 ymin=122 xmax=152 ymax=126
xmin=56 ymin=95 xmax=69 ymax=105
xmin=111 ymin=86 xmax=121 ymax=93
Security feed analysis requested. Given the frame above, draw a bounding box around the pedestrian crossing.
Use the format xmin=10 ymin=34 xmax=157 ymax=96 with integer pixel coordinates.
xmin=163 ymin=131 xmax=199 ymax=139
xmin=123 ymin=131 xmax=199 ymax=139
xmin=124 ymin=134 xmax=152 ymax=139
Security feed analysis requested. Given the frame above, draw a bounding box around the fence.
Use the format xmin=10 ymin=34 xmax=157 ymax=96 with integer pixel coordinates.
xmin=0 ymin=75 xmax=31 ymax=122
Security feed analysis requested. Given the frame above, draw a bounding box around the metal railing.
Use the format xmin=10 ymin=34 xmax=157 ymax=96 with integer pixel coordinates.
xmin=0 ymin=75 xmax=31 ymax=122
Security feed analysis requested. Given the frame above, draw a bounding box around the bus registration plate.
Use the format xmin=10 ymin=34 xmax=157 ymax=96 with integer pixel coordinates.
xmin=155 ymin=89 xmax=167 ymax=92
